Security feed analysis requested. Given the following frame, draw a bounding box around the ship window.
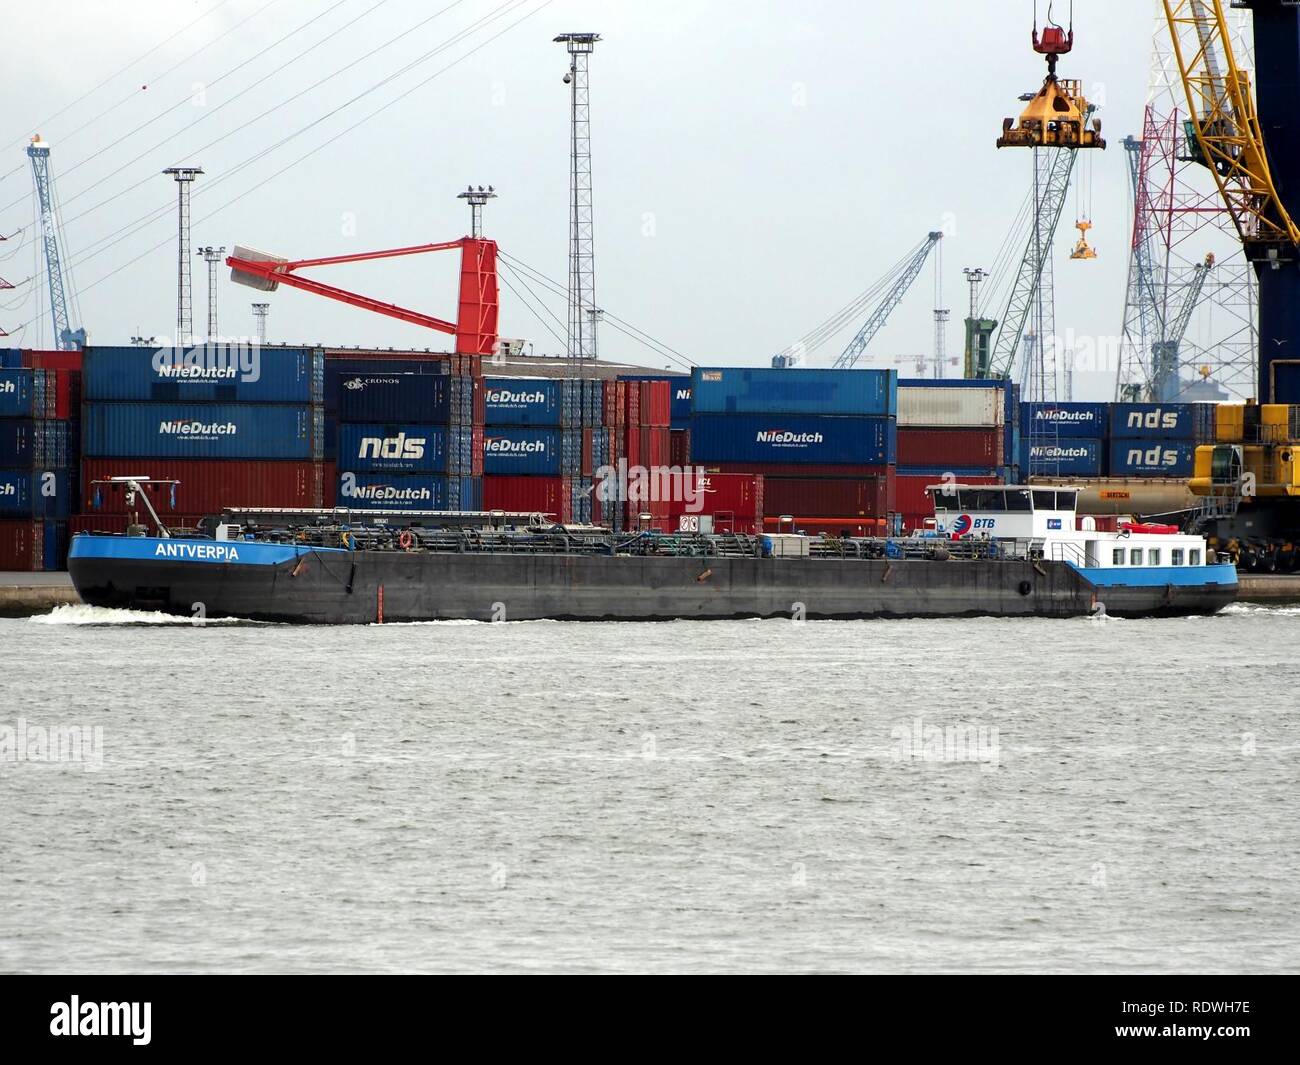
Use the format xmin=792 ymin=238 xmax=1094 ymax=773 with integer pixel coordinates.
xmin=1112 ymin=548 xmax=1125 ymax=566
xmin=1190 ymin=549 xmax=1202 ymax=566
xmin=1171 ymin=548 xmax=1185 ymax=566
xmin=930 ymin=489 xmax=958 ymax=511
xmin=1148 ymin=548 xmax=1161 ymax=566
xmin=1056 ymin=491 xmax=1077 ymax=511
xmin=1033 ymin=490 xmax=1056 ymax=510
xmin=1130 ymin=548 xmax=1143 ymax=566
xmin=963 ymin=489 xmax=1002 ymax=511
xmin=1004 ymin=490 xmax=1032 ymax=512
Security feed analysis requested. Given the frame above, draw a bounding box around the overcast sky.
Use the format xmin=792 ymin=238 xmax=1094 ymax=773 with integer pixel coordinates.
xmin=0 ymin=1 xmax=1235 ymax=397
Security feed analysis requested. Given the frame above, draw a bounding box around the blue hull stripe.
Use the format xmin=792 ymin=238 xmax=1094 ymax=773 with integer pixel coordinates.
xmin=68 ymin=534 xmax=345 ymax=567
xmin=1070 ymin=562 xmax=1238 ymax=589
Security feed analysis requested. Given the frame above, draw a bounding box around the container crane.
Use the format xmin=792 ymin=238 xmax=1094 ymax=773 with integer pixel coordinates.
xmin=770 ymin=232 xmax=942 ymax=369
xmin=26 ymin=136 xmax=86 ymax=350
xmin=833 ymin=233 xmax=943 ymax=369
xmin=1164 ymin=0 xmax=1300 ymax=403
xmin=975 ymin=2 xmax=1105 ymax=392
xmin=226 ymin=191 xmax=500 ymax=356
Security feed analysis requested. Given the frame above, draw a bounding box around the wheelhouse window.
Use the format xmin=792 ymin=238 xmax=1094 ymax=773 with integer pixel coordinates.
xmin=1112 ymin=548 xmax=1125 ymax=566
xmin=1190 ymin=549 xmax=1202 ymax=566
xmin=1148 ymin=548 xmax=1161 ymax=566
xmin=1003 ymin=490 xmax=1032 ymax=512
xmin=1171 ymin=548 xmax=1185 ymax=566
xmin=1130 ymin=548 xmax=1143 ymax=566
xmin=930 ymin=489 xmax=958 ymax=512
xmin=1033 ymin=490 xmax=1056 ymax=511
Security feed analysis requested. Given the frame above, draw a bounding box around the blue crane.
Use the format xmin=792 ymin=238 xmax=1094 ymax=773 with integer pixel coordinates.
xmin=26 ymin=135 xmax=85 ymax=350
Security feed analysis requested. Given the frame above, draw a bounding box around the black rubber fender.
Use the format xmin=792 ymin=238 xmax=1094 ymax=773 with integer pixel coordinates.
xmin=1017 ymin=580 xmax=1033 ymax=596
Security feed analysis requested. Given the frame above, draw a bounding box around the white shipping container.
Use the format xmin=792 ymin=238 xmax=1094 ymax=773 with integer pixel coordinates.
xmin=898 ymin=386 xmax=1003 ymax=427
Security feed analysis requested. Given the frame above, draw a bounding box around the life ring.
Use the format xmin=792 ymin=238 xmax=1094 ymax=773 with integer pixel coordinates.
xmin=399 ymin=530 xmax=415 ymax=551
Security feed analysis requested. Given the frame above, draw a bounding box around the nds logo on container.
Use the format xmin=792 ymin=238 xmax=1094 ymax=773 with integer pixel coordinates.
xmin=484 ymin=436 xmax=547 ymax=453
xmin=1121 ymin=444 xmax=1182 ymax=467
xmin=756 ymin=429 xmax=825 ymax=446
xmin=1121 ymin=408 xmax=1180 ymax=431
xmin=358 ymin=432 xmax=425 ymax=460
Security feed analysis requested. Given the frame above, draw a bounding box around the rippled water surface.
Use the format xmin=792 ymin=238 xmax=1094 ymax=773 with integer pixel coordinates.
xmin=2 ymin=603 xmax=1298 ymax=973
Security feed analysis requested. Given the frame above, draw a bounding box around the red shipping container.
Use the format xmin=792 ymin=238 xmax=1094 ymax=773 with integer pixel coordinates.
xmin=581 ymin=429 xmax=594 ymax=477
xmin=763 ymin=475 xmax=894 ymax=518
xmin=0 ymin=520 xmax=43 ymax=570
xmin=698 ymin=462 xmax=895 ymax=479
xmin=623 ymin=426 xmax=641 ymax=468
xmin=21 ymin=349 xmax=84 ymax=371
xmin=669 ymin=429 xmax=690 ymax=467
xmin=483 ymin=475 xmax=565 ymax=517
xmin=615 ymin=382 xmax=627 ymax=428
xmin=624 ymin=382 xmax=640 ymax=429
xmin=666 ymin=471 xmax=763 ymax=519
xmin=81 ymin=459 xmax=326 ymax=514
xmin=470 ymin=426 xmax=485 ymax=476
xmin=894 ymin=472 xmax=1000 ymax=520
xmin=897 ymin=427 xmax=1003 ymax=468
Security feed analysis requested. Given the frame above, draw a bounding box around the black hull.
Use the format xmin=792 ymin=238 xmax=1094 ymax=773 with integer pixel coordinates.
xmin=68 ymin=548 xmax=1237 ymax=623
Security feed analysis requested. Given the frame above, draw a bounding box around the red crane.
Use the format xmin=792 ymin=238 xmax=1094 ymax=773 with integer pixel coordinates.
xmin=226 ymin=236 xmax=499 ymax=355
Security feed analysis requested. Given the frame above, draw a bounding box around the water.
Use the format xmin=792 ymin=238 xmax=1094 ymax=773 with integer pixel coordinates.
xmin=2 ymin=604 xmax=1298 ymax=973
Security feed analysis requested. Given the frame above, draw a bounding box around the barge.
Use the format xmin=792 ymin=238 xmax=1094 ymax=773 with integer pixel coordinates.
xmin=64 ymin=479 xmax=1238 ymax=623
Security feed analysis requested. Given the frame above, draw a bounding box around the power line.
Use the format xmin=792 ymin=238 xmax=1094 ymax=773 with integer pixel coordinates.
xmin=0 ymin=0 xmax=360 ymax=217
xmin=0 ymin=0 xmax=236 ymax=152
xmin=21 ymin=0 xmax=499 ymax=278
xmin=3 ymin=0 xmax=555 ymax=337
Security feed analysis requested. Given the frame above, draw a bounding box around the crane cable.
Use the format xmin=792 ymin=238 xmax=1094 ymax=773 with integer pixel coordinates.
xmin=8 ymin=0 xmax=520 ymax=288
xmin=0 ymin=0 xmax=237 ymax=154
xmin=0 ymin=0 xmax=284 ymax=188
xmin=0 ymin=0 xmax=377 ymax=219
xmin=1 ymin=0 xmax=556 ymax=338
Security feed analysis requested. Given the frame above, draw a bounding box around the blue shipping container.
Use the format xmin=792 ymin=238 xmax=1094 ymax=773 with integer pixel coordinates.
xmin=83 ymin=345 xmax=323 ymax=404
xmin=689 ymin=413 xmax=897 ymax=465
xmin=0 ymin=369 xmax=39 ymax=417
xmin=0 ymin=423 xmax=45 ymax=468
xmin=1107 ymin=403 xmax=1195 ymax=441
xmin=338 ymin=373 xmax=451 ymax=423
xmin=1108 ymin=439 xmax=1196 ymax=478
xmin=337 ymin=472 xmax=451 ymax=509
xmin=1023 ymin=438 xmax=1103 ymax=476
xmin=83 ymin=404 xmax=323 ymax=460
xmin=338 ymin=423 xmax=449 ymax=473
xmin=691 ymin=367 xmax=897 ymax=417
xmin=482 ymin=428 xmax=561 ymax=475
xmin=619 ymin=374 xmax=693 ymax=425
xmin=483 ymin=378 xmax=562 ymax=426
xmin=0 ymin=469 xmax=71 ymax=518
xmin=324 ymin=358 xmax=448 ymax=412
xmin=1021 ymin=402 xmax=1108 ymax=439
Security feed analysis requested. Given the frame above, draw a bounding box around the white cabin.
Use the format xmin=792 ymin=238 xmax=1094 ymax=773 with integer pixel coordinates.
xmin=926 ymin=484 xmax=1213 ymax=571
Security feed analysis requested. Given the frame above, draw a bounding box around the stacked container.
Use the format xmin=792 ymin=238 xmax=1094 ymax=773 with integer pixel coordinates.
xmin=1106 ymin=403 xmax=1204 ymax=478
xmin=480 ymin=377 xmax=571 ymax=520
xmin=78 ymin=345 xmax=327 ymax=520
xmin=688 ymin=367 xmax=897 ymax=534
xmin=895 ymin=379 xmax=1014 ymax=530
xmin=0 ymin=364 xmax=74 ymax=569
xmin=334 ymin=362 xmax=483 ymax=512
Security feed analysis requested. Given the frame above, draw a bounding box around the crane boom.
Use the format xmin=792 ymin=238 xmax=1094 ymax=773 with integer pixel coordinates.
xmin=833 ymin=232 xmax=942 ymax=369
xmin=1164 ymin=0 xmax=1300 ymax=255
xmin=980 ymin=144 xmax=1082 ymax=380
xmin=26 ymin=136 xmax=85 ymax=350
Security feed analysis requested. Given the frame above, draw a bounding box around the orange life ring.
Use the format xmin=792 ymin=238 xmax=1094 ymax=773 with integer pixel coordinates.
xmin=398 ymin=530 xmax=415 ymax=551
